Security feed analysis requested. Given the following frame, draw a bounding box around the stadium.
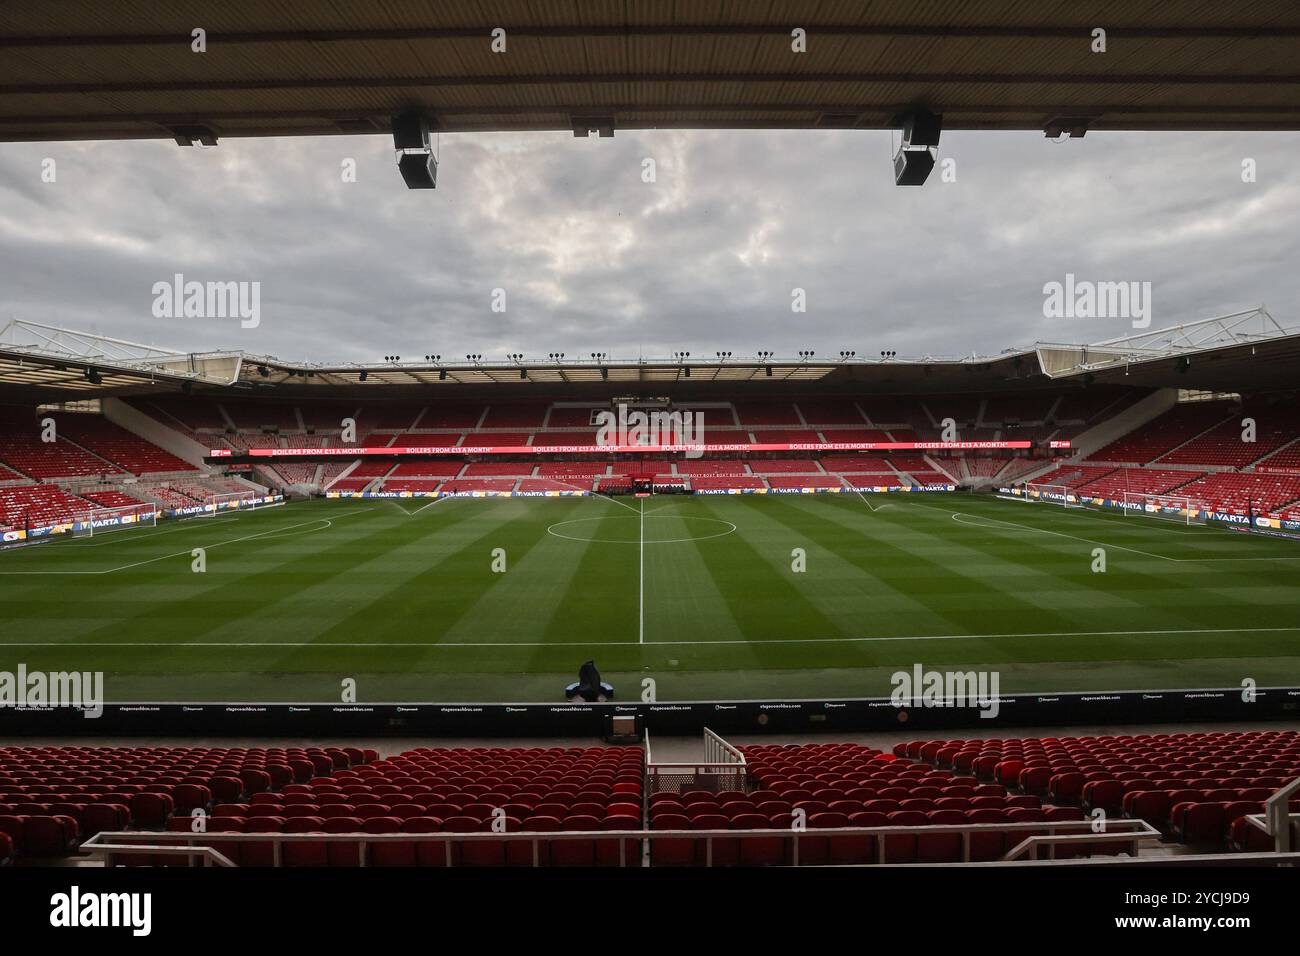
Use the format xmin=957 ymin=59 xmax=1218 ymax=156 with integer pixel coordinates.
xmin=1 ymin=0 xmax=1299 ymax=937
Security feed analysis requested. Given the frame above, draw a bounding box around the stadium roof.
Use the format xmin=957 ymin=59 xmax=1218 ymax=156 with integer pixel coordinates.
xmin=2 ymin=311 xmax=1297 ymax=401
xmin=3 ymin=2 xmax=1300 ymax=143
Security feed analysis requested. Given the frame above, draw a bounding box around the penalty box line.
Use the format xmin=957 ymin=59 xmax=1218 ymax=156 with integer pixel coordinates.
xmin=0 ymin=508 xmax=372 ymax=576
xmin=906 ymin=499 xmax=1300 ymax=563
xmin=6 ymin=626 xmax=1299 ymax=649
xmin=934 ymin=497 xmax=1300 ymax=561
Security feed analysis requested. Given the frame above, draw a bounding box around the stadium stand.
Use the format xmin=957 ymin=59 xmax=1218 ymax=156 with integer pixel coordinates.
xmin=1091 ymin=401 xmax=1236 ymax=464
xmin=3 ymin=730 xmax=1296 ymax=867
xmin=1157 ymin=402 xmax=1300 ymax=467
xmin=0 ymin=484 xmax=96 ymax=528
xmin=1175 ymin=472 xmax=1300 ymax=520
xmin=0 ymin=412 xmax=125 ymax=480
xmin=82 ymin=489 xmax=152 ymax=510
xmin=56 ymin=416 xmax=196 ymax=474
xmin=889 ymin=730 xmax=1300 ymax=851
xmin=1076 ymin=467 xmax=1201 ymax=500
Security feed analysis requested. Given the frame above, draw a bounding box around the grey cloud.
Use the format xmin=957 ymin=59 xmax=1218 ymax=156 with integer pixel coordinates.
xmin=1 ymin=128 xmax=1297 ymax=363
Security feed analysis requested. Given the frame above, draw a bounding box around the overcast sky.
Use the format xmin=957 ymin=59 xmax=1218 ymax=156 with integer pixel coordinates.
xmin=1 ymin=128 xmax=1297 ymax=365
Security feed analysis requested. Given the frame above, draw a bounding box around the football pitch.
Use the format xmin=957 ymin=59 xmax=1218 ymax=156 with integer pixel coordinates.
xmin=3 ymin=492 xmax=1299 ymax=702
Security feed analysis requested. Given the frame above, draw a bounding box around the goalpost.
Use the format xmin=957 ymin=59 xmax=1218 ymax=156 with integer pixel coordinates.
xmin=203 ymin=491 xmax=257 ymax=516
xmin=1122 ymin=492 xmax=1209 ymax=526
xmin=1022 ymin=482 xmax=1085 ymax=509
xmin=70 ymin=503 xmax=158 ymax=538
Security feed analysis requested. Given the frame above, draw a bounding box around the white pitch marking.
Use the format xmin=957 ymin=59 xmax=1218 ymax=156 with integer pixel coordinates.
xmin=946 ymin=510 xmax=1180 ymax=562
xmin=0 ymin=508 xmax=370 ymax=575
xmin=5 ymin=625 xmax=1298 ymax=648
xmin=639 ymin=496 xmax=645 ymax=645
xmin=942 ymin=505 xmax=1300 ymax=563
xmin=546 ymin=514 xmax=736 ymax=545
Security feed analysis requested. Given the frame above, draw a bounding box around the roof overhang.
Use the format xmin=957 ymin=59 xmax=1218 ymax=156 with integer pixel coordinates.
xmin=3 ymin=2 xmax=1300 ymax=143
xmin=2 ymin=311 xmax=1295 ymax=402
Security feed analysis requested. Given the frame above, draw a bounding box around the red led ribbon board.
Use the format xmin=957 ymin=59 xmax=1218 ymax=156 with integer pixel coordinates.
xmin=212 ymin=440 xmax=1057 ymax=458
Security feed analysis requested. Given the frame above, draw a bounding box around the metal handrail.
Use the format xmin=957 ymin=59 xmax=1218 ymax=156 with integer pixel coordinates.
xmin=703 ymin=728 xmax=746 ymax=767
xmin=1263 ymin=775 xmax=1300 ymax=852
xmin=1001 ymin=829 xmax=1159 ymax=861
xmin=87 ymin=843 xmax=236 ymax=867
xmin=82 ymin=817 xmax=1158 ymax=868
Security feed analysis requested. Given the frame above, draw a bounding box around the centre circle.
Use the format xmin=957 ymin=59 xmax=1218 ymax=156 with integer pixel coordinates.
xmin=546 ymin=513 xmax=737 ymax=545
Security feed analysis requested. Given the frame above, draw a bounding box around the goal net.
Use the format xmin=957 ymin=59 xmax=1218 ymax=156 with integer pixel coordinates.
xmin=1123 ymin=493 xmax=1209 ymax=526
xmin=71 ymin=503 xmax=158 ymax=538
xmin=203 ymin=491 xmax=257 ymax=516
xmin=1023 ymin=483 xmax=1085 ymax=509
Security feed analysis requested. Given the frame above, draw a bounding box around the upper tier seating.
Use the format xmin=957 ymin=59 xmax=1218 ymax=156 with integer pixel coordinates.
xmin=415 ymin=404 xmax=485 ymax=429
xmin=981 ymin=394 xmax=1058 ymax=424
xmin=0 ymin=417 xmax=125 ymax=481
xmin=819 ymin=428 xmax=894 ymax=444
xmin=56 ymin=417 xmax=196 ymax=475
xmin=133 ymin=396 xmax=227 ymax=431
xmin=753 ymin=429 xmax=821 ymax=444
xmin=296 ymin=402 xmax=361 ymax=430
xmin=388 ymin=434 xmax=462 ymax=448
xmin=1157 ymin=403 xmax=1300 ymax=468
xmin=734 ymin=403 xmax=802 ymax=426
xmin=461 ymin=432 xmax=529 ymax=447
xmin=546 ymin=407 xmax=602 ymax=427
xmin=1260 ymin=441 xmax=1300 ymax=470
xmin=220 ymin=400 xmax=299 ymax=430
xmin=371 ymin=404 xmax=427 ymax=430
xmin=481 ymin=404 xmax=548 ymax=428
xmin=1092 ymin=401 xmax=1235 ymax=463
xmin=796 ymin=401 xmax=868 ymax=425
xmin=532 ymin=431 xmax=599 ymax=446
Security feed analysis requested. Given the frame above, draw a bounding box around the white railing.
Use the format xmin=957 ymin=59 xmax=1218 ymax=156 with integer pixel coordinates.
xmin=1242 ymin=773 xmax=1300 ymax=855
xmin=81 ymin=818 xmax=1161 ymax=868
xmin=85 ymin=842 xmax=236 ymax=867
xmin=703 ymin=728 xmax=746 ymax=768
xmin=645 ymin=728 xmax=748 ymax=796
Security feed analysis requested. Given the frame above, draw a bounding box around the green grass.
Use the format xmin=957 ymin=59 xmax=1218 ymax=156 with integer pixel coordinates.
xmin=2 ymin=492 xmax=1299 ymax=702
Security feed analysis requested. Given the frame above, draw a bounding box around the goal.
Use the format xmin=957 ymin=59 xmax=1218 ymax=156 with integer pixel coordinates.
xmin=1022 ymin=482 xmax=1086 ymax=509
xmin=203 ymin=491 xmax=257 ymax=516
xmin=71 ymin=503 xmax=158 ymax=538
xmin=1123 ymin=492 xmax=1208 ymax=526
